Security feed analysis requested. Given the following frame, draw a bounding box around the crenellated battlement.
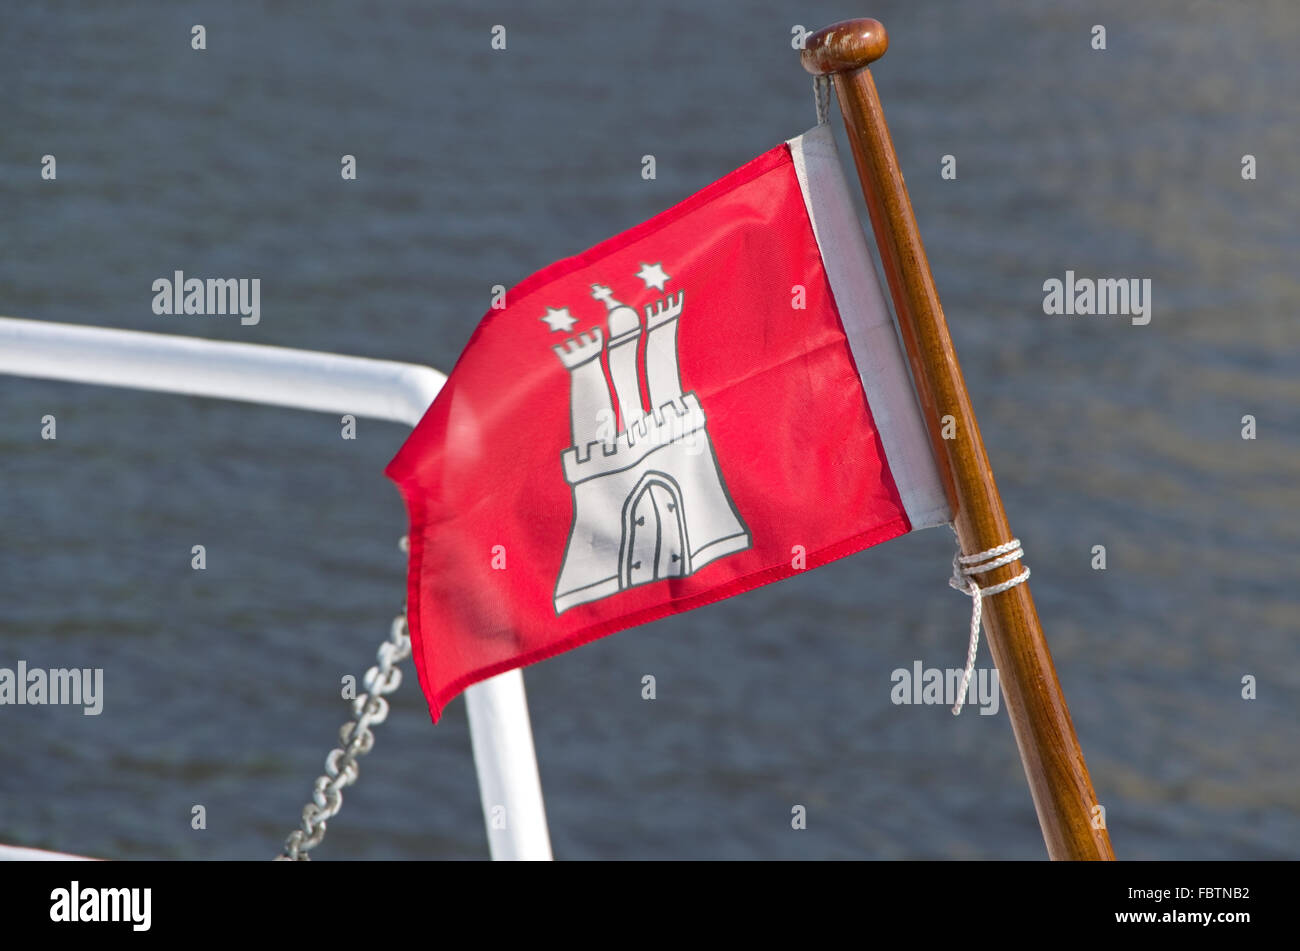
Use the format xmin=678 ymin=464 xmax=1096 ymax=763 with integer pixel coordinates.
xmin=552 ymin=327 xmax=605 ymax=368
xmin=644 ymin=290 xmax=684 ymax=330
xmin=562 ymin=392 xmax=707 ymax=483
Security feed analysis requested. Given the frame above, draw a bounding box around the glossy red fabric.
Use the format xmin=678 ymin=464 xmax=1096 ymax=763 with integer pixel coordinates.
xmin=387 ymin=141 xmax=911 ymax=722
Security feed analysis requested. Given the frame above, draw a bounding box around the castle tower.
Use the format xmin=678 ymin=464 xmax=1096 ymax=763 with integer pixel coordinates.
xmin=552 ymin=328 xmax=610 ymax=447
xmin=591 ymin=284 xmax=644 ymax=427
xmin=644 ymin=290 xmax=685 ymax=409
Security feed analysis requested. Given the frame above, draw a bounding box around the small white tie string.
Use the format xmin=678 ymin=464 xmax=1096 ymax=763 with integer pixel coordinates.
xmin=948 ymin=535 xmax=1029 ymax=715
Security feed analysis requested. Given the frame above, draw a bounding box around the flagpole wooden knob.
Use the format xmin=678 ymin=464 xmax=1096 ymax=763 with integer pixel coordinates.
xmin=801 ymin=18 xmax=888 ymax=75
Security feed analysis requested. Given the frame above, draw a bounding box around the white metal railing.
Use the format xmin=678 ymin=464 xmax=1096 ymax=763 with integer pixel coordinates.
xmin=0 ymin=844 xmax=94 ymax=861
xmin=0 ymin=315 xmax=553 ymax=861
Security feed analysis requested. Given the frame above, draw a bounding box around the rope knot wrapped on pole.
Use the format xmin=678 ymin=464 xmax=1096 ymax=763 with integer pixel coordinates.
xmin=948 ymin=536 xmax=1029 ymax=716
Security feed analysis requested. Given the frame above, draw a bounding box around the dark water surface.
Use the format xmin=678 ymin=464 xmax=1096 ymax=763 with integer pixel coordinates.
xmin=1 ymin=1 xmax=1296 ymax=859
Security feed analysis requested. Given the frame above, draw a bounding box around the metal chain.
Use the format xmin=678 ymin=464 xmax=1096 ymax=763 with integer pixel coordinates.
xmin=276 ymin=546 xmax=412 ymax=860
xmin=814 ymin=75 xmax=832 ymax=125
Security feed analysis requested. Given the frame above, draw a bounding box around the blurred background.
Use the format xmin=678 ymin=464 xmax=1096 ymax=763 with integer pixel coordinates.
xmin=1 ymin=0 xmax=1296 ymax=859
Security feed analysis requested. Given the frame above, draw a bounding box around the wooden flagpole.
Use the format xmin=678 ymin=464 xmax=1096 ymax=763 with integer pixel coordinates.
xmin=802 ymin=18 xmax=1115 ymax=860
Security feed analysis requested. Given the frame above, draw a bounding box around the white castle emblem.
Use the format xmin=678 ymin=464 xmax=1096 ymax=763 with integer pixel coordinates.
xmin=549 ymin=270 xmax=750 ymax=614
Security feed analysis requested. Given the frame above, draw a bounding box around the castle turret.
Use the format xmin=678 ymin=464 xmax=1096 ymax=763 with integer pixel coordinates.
xmin=552 ymin=328 xmax=610 ymax=447
xmin=644 ymin=290 xmax=685 ymax=409
xmin=592 ymin=283 xmax=644 ymax=428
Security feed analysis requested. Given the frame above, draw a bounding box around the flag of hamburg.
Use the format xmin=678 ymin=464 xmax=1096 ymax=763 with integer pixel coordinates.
xmin=387 ymin=124 xmax=950 ymax=721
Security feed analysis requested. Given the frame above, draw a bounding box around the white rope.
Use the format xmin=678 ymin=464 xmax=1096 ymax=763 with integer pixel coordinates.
xmin=813 ymin=75 xmax=831 ymax=126
xmin=947 ymin=533 xmax=1029 ymax=716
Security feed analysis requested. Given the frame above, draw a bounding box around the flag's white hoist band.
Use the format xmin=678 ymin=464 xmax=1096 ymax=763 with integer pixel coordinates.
xmin=786 ymin=124 xmax=951 ymax=532
xmin=948 ymin=536 xmax=1030 ymax=716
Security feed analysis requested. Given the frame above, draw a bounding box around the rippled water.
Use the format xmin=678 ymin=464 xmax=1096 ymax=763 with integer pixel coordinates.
xmin=1 ymin=0 xmax=1296 ymax=859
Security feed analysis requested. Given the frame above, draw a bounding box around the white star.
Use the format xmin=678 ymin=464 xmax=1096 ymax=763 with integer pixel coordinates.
xmin=540 ymin=307 xmax=578 ymax=332
xmin=635 ymin=262 xmax=670 ymax=291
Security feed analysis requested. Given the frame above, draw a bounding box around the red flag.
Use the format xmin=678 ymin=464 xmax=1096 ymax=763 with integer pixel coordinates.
xmin=387 ymin=125 xmax=949 ymax=721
